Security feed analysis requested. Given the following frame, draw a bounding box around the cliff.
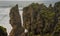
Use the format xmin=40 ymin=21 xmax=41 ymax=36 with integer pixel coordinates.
xmin=9 ymin=4 xmax=24 ymax=36
xmin=23 ymin=2 xmax=60 ymax=36
xmin=9 ymin=1 xmax=60 ymax=36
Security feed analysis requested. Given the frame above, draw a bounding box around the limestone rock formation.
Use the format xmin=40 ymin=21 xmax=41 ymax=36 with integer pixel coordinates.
xmin=23 ymin=6 xmax=33 ymax=31
xmin=9 ymin=4 xmax=24 ymax=36
xmin=9 ymin=1 xmax=60 ymax=36
xmin=52 ymin=2 xmax=60 ymax=36
xmin=23 ymin=3 xmax=44 ymax=35
xmin=23 ymin=2 xmax=60 ymax=36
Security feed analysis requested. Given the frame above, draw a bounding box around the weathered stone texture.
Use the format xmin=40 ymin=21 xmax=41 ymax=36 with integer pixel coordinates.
xmin=9 ymin=4 xmax=24 ymax=36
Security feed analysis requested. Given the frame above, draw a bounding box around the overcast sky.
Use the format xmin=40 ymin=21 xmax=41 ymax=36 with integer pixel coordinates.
xmin=0 ymin=0 xmax=60 ymax=8
xmin=0 ymin=0 xmax=60 ymax=1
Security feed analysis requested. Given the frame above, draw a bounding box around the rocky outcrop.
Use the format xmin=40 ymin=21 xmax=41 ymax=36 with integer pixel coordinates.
xmin=23 ymin=2 xmax=60 ymax=36
xmin=0 ymin=26 xmax=7 ymax=36
xmin=9 ymin=4 xmax=24 ymax=36
xmin=23 ymin=6 xmax=33 ymax=31
xmin=9 ymin=1 xmax=60 ymax=36
xmin=23 ymin=3 xmax=44 ymax=36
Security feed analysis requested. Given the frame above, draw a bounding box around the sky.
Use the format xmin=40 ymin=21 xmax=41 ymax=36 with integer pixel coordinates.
xmin=0 ymin=0 xmax=60 ymax=8
xmin=0 ymin=0 xmax=59 ymax=1
xmin=0 ymin=0 xmax=60 ymax=35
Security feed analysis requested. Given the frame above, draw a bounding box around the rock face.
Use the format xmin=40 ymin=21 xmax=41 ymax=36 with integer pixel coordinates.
xmin=53 ymin=2 xmax=60 ymax=36
xmin=23 ymin=6 xmax=33 ymax=31
xmin=9 ymin=4 xmax=24 ymax=36
xmin=23 ymin=2 xmax=60 ymax=36
xmin=9 ymin=1 xmax=60 ymax=36
xmin=0 ymin=26 xmax=7 ymax=36
xmin=23 ymin=3 xmax=44 ymax=36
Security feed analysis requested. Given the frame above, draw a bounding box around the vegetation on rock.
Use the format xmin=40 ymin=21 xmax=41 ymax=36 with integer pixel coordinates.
xmin=9 ymin=1 xmax=60 ymax=36
xmin=0 ymin=26 xmax=7 ymax=36
xmin=23 ymin=1 xmax=60 ymax=36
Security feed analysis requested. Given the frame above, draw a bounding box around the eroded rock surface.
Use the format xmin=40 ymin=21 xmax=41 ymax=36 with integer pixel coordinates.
xmin=9 ymin=4 xmax=24 ymax=36
xmin=23 ymin=2 xmax=60 ymax=36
